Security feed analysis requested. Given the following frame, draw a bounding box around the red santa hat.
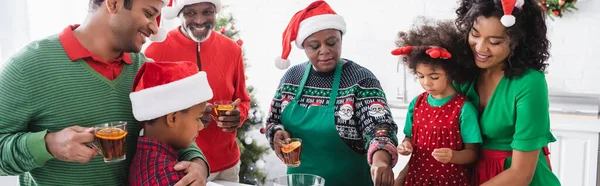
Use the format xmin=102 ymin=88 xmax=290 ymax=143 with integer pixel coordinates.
xmin=275 ymin=0 xmax=346 ymax=70
xmin=161 ymin=0 xmax=222 ymax=20
xmin=341 ymin=101 xmax=354 ymax=109
xmin=500 ymin=0 xmax=525 ymax=27
xmin=129 ymin=61 xmax=213 ymax=121
xmin=148 ymin=0 xmax=172 ymax=42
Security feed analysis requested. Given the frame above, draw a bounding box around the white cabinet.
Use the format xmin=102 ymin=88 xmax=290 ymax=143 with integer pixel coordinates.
xmin=549 ymin=114 xmax=600 ymax=186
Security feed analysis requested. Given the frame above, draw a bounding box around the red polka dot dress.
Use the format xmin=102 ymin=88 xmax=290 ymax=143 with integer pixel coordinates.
xmin=404 ymin=92 xmax=471 ymax=186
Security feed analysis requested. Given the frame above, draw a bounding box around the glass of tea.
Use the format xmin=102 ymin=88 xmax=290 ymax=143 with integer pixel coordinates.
xmin=93 ymin=121 xmax=128 ymax=163
xmin=212 ymin=100 xmax=235 ymax=120
xmin=281 ymin=138 xmax=302 ymax=167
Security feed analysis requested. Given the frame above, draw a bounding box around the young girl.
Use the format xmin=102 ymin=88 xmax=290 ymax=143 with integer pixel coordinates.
xmin=392 ymin=18 xmax=482 ymax=186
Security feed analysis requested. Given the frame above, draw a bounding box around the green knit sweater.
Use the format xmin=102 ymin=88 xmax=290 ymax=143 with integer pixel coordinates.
xmin=0 ymin=35 xmax=207 ymax=186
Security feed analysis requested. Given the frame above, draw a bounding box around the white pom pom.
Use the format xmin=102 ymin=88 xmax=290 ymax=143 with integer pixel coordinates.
xmin=244 ymin=137 xmax=253 ymax=145
xmin=255 ymin=160 xmax=265 ymax=169
xmin=500 ymin=15 xmax=516 ymax=27
xmin=275 ymin=57 xmax=290 ymax=70
xmin=515 ymin=0 xmax=525 ymax=7
xmin=162 ymin=6 xmax=180 ymax=20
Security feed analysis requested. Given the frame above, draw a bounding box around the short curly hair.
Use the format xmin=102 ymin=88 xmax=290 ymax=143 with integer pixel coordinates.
xmin=455 ymin=0 xmax=550 ymax=78
xmin=395 ymin=17 xmax=477 ymax=84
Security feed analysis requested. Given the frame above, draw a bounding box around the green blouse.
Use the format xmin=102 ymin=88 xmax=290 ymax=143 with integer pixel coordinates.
xmin=454 ymin=69 xmax=556 ymax=151
xmin=455 ymin=69 xmax=560 ymax=185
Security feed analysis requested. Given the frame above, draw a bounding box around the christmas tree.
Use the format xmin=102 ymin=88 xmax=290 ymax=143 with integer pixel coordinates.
xmin=213 ymin=8 xmax=270 ymax=185
xmin=538 ymin=0 xmax=578 ymax=19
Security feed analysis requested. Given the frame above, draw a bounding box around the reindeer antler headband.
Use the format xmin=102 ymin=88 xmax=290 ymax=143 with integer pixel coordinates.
xmin=391 ymin=46 xmax=452 ymax=59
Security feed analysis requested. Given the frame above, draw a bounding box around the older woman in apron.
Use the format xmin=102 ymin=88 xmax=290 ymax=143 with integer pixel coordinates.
xmin=264 ymin=1 xmax=398 ymax=186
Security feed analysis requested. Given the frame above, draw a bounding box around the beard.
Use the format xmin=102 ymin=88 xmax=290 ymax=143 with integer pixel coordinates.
xmin=182 ymin=22 xmax=214 ymax=42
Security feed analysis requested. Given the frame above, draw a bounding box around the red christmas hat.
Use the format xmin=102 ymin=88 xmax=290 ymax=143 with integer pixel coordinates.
xmin=149 ymin=0 xmax=172 ymax=42
xmin=162 ymin=0 xmax=222 ymax=20
xmin=500 ymin=0 xmax=525 ymax=27
xmin=130 ymin=61 xmax=213 ymax=121
xmin=275 ymin=0 xmax=346 ymax=70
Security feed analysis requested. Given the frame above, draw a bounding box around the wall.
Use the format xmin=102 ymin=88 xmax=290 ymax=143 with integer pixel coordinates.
xmin=0 ymin=0 xmax=88 ymax=64
xmin=0 ymin=0 xmax=30 ymax=64
xmin=544 ymin=0 xmax=600 ymax=94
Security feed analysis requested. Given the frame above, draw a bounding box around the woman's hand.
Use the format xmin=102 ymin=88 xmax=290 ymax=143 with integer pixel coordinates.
xmin=273 ymin=130 xmax=291 ymax=162
xmin=371 ymin=151 xmax=395 ymax=186
xmin=481 ymin=149 xmax=540 ymax=186
xmin=394 ymin=163 xmax=409 ymax=186
xmin=393 ymin=176 xmax=405 ymax=186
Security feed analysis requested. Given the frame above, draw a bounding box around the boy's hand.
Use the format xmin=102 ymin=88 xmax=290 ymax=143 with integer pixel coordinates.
xmin=432 ymin=148 xmax=453 ymax=163
xmin=397 ymin=140 xmax=413 ymax=156
xmin=173 ymin=159 xmax=208 ymax=186
xmin=217 ymin=98 xmax=241 ymax=132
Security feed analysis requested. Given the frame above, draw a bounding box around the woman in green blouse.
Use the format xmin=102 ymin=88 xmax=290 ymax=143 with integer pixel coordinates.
xmin=454 ymin=0 xmax=561 ymax=185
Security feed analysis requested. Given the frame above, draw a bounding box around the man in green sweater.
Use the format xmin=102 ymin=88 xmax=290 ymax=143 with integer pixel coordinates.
xmin=0 ymin=0 xmax=210 ymax=186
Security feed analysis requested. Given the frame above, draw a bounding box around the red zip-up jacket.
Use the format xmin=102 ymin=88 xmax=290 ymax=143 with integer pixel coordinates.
xmin=145 ymin=27 xmax=250 ymax=172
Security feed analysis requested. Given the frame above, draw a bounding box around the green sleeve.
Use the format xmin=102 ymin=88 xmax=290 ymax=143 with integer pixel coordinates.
xmin=511 ymin=71 xmax=555 ymax=151
xmin=403 ymin=96 xmax=418 ymax=138
xmin=0 ymin=57 xmax=55 ymax=176
xmin=459 ymin=101 xmax=482 ymax=143
xmin=177 ymin=142 xmax=210 ymax=176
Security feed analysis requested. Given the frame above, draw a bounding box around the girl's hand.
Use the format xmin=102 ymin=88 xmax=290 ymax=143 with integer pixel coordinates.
xmin=397 ymin=140 xmax=413 ymax=156
xmin=432 ymin=148 xmax=453 ymax=163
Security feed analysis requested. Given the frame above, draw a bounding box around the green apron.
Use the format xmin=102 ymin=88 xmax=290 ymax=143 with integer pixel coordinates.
xmin=280 ymin=61 xmax=372 ymax=186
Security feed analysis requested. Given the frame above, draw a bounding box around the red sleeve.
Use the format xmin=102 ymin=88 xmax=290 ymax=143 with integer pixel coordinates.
xmin=233 ymin=47 xmax=251 ymax=127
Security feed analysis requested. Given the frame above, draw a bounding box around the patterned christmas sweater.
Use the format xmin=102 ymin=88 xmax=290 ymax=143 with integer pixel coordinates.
xmin=266 ymin=60 xmax=399 ymax=166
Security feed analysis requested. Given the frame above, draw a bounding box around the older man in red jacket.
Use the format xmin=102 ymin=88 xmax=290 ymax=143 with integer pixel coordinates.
xmin=144 ymin=0 xmax=250 ymax=182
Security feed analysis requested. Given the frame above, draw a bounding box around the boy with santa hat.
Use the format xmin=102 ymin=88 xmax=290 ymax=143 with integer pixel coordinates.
xmin=128 ymin=61 xmax=213 ymax=186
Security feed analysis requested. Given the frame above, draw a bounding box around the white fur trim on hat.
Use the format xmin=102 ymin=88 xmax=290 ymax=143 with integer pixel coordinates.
xmin=294 ymin=14 xmax=346 ymax=49
xmin=149 ymin=27 xmax=168 ymax=42
xmin=274 ymin=57 xmax=291 ymax=70
xmin=130 ymin=72 xmax=213 ymax=121
xmin=162 ymin=0 xmax=222 ymax=20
